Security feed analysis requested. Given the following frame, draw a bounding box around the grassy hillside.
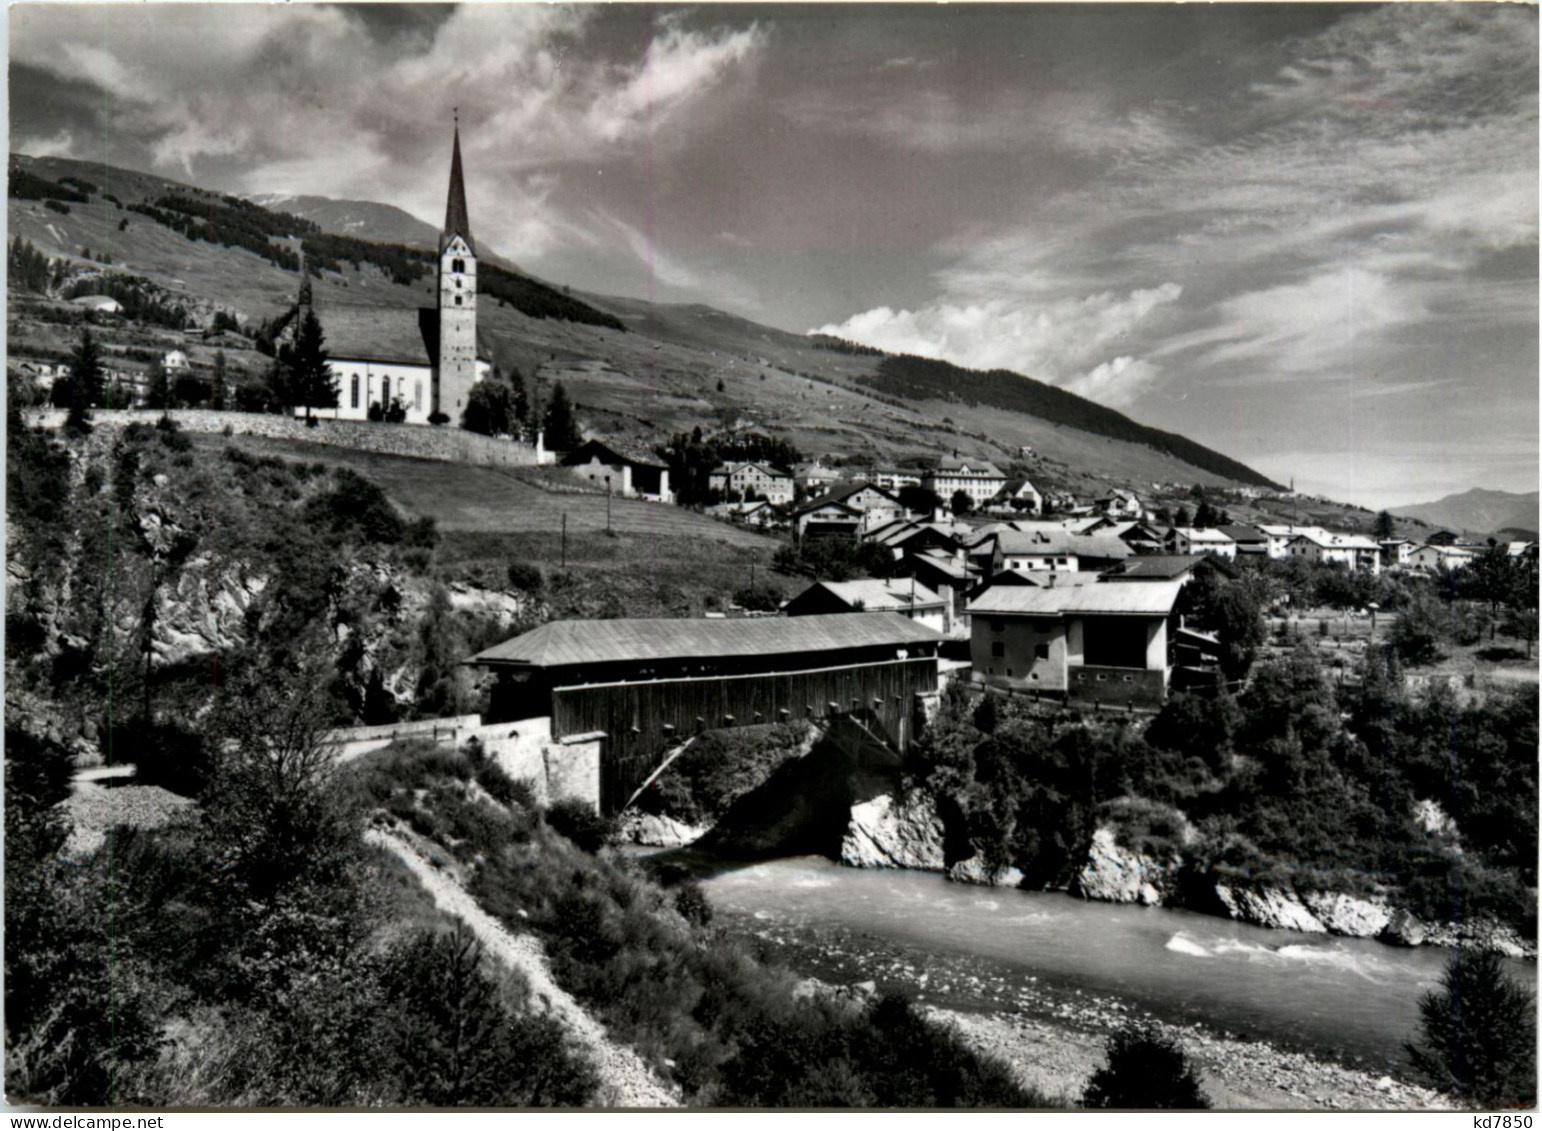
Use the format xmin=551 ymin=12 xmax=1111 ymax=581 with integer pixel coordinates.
xmin=12 ymin=149 xmax=1287 ymax=501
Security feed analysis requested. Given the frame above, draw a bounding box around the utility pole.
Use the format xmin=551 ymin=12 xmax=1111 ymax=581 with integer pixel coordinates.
xmin=605 ymin=475 xmax=612 ymax=535
xmin=561 ymin=512 xmax=567 ymax=572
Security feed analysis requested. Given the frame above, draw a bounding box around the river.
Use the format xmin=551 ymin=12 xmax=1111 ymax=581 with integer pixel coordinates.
xmin=684 ymin=854 xmax=1536 ymax=1072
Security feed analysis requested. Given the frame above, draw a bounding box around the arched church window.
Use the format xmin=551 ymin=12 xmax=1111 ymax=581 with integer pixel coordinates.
xmin=452 ymin=258 xmax=465 ymax=274
xmin=351 ymin=373 xmax=360 ymax=409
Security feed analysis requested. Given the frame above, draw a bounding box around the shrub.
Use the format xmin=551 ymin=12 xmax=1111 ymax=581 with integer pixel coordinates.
xmin=507 ymin=560 xmax=544 ymax=593
xmin=1082 ymin=1023 xmax=1211 ymax=1109
xmin=1407 ymin=949 xmax=1535 ymax=1108
xmin=545 ymin=798 xmax=615 ymax=853
xmin=476 ymin=762 xmax=536 ymax=811
xmin=119 ymin=716 xmax=212 ymax=797
xmin=673 ymin=880 xmax=713 ymax=928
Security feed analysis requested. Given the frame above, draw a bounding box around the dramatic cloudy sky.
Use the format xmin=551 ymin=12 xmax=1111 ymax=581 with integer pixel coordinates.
xmin=11 ymin=3 xmax=1537 ymax=506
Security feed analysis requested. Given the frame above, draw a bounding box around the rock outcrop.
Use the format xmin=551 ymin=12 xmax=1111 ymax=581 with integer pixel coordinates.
xmin=1300 ymin=891 xmax=1392 ymax=939
xmin=839 ymin=791 xmax=947 ymax=871
xmin=1073 ymin=827 xmax=1179 ymax=906
xmin=948 ymin=857 xmax=1026 ymax=888
xmin=617 ymin=811 xmax=707 ymax=848
xmin=1214 ymin=885 xmax=1328 ymax=934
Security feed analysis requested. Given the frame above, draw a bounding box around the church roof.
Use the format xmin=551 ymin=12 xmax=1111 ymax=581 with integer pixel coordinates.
xmin=441 ymin=125 xmax=474 ymax=255
xmin=314 ymin=303 xmax=491 ymax=367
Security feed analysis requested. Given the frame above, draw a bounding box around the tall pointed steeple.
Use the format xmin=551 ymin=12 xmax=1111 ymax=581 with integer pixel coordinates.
xmin=442 ymin=114 xmax=474 ymax=255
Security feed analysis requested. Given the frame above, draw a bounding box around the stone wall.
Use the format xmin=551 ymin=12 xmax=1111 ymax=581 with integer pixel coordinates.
xmin=25 ymin=408 xmax=554 ymax=468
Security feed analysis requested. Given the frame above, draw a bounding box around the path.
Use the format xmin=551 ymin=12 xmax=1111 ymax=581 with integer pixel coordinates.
xmin=364 ymin=828 xmax=680 ymax=1108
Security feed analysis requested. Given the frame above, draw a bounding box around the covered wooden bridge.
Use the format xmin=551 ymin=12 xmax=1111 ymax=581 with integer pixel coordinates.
xmin=465 ymin=613 xmax=942 ymax=813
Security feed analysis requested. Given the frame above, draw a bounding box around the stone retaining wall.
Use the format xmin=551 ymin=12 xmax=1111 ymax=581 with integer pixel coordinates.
xmin=25 ymin=407 xmax=554 ymax=468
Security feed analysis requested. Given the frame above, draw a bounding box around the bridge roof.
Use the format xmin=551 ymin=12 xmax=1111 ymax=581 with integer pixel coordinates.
xmin=466 ymin=611 xmax=941 ymax=670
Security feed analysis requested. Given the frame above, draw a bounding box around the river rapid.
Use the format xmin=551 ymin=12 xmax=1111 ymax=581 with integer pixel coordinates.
xmin=678 ymin=853 xmax=1536 ymax=1075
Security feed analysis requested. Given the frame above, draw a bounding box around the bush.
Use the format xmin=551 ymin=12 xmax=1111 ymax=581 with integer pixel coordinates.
xmin=1082 ymin=1023 xmax=1211 ymax=1109
xmin=118 ymin=717 xmax=212 ymax=797
xmin=673 ymin=880 xmax=713 ymax=928
xmin=545 ymin=798 xmax=615 ymax=853
xmin=1407 ymin=949 xmax=1535 ymax=1108
xmin=476 ymin=761 xmax=536 ymax=811
xmin=507 ymin=560 xmax=544 ymax=593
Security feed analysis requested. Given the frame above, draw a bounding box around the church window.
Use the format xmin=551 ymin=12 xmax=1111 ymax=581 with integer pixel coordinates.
xmin=351 ymin=373 xmax=360 ymax=409
xmin=455 ymin=295 xmax=463 ymax=306
xmin=452 ymin=258 xmax=465 ymax=274
xmin=414 ymin=381 xmax=422 ymax=410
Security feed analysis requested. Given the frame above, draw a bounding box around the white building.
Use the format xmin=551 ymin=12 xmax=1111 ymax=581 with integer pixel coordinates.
xmin=923 ymin=456 xmax=1007 ymax=508
xmin=708 ymin=461 xmax=795 ymax=504
xmin=1285 ymin=530 xmax=1382 ymax=573
xmin=1166 ymin=527 xmax=1239 ymax=560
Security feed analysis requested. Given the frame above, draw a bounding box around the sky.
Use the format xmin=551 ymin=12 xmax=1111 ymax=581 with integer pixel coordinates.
xmin=9 ymin=2 xmax=1537 ymax=508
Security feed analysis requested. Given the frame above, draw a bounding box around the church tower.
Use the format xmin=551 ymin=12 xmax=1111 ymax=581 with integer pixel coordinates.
xmin=435 ymin=120 xmax=478 ymax=421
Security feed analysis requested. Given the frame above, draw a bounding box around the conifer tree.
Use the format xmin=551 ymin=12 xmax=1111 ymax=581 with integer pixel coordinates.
xmin=542 ymin=381 xmax=581 ymax=453
xmin=286 ymin=311 xmax=336 ymax=425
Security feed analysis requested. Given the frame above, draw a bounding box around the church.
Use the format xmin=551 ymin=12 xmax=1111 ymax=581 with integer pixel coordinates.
xmin=292 ymin=123 xmax=492 ymax=425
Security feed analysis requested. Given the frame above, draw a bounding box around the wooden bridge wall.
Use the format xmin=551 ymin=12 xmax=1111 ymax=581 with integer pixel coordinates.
xmin=551 ymin=658 xmax=938 ymax=813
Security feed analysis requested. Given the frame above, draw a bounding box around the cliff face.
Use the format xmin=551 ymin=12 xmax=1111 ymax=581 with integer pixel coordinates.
xmin=5 ymin=421 xmax=534 ymax=759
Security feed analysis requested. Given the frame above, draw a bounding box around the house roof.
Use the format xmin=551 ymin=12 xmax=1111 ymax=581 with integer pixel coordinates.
xmin=982 ymin=568 xmax=1101 ymax=589
xmin=564 ymin=437 xmax=668 ymax=470
xmin=929 ymin=456 xmax=1005 ymax=478
xmin=969 ymin=578 xmax=1183 ymax=616
xmin=798 ymin=579 xmax=945 ymax=612
xmin=1288 ymin=530 xmax=1380 ymax=550
xmin=994 ymin=529 xmax=1134 ymax=560
xmin=792 ymin=498 xmax=864 ymax=519
xmin=1219 ymin=524 xmax=1267 ymax=543
xmin=906 ymin=553 xmax=972 ymax=581
xmin=711 ymin=461 xmax=792 ymax=479
xmin=820 ymin=481 xmax=902 ymax=508
xmin=1102 ymin=555 xmax=1207 ymax=581
xmin=1169 ymin=527 xmax=1236 ymax=544
xmin=466 ymin=611 xmax=942 ymax=669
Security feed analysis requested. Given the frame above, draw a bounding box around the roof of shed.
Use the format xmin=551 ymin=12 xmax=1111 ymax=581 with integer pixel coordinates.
xmin=968 ymin=579 xmax=1182 ymax=616
xmin=466 ymin=611 xmax=941 ymax=669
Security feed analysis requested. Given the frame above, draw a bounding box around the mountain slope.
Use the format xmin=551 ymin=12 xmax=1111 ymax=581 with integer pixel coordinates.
xmin=246 ymin=192 xmax=523 ymax=274
xmin=1391 ymin=489 xmax=1539 ymax=535
xmin=9 ymin=150 xmax=1280 ymax=497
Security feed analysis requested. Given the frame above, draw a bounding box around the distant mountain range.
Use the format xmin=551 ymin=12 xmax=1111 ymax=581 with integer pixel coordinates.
xmin=1390 ymin=488 xmax=1539 ymax=536
xmin=245 ymin=193 xmax=523 ymax=274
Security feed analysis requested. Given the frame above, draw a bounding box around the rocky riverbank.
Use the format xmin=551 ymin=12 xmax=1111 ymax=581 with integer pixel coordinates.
xmin=720 ymin=908 xmax=1451 ymax=1111
xmin=834 ymin=792 xmax=1535 ymax=959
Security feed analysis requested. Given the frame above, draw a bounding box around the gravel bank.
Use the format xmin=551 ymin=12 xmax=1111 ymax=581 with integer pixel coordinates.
xmin=365 ymin=828 xmax=680 ymax=1108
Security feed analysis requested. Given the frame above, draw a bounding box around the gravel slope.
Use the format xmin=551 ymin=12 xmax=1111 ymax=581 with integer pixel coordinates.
xmin=365 ymin=828 xmax=680 ymax=1108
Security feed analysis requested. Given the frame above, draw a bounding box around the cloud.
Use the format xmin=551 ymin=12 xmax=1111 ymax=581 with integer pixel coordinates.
xmin=17 ymin=128 xmax=77 ymax=160
xmin=1155 ymin=267 xmax=1427 ymax=378
xmin=812 ymin=283 xmax=1183 ymax=394
xmin=10 ymin=5 xmax=768 ymax=236
xmin=819 ymin=2 xmax=1535 ymax=428
xmin=585 ymin=18 xmax=766 ymax=142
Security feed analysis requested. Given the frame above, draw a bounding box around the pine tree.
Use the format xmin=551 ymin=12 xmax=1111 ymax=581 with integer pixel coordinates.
xmin=509 ymin=367 xmax=530 ymax=435
xmin=1082 ymin=1024 xmax=1211 ymax=1109
xmin=542 ymin=381 xmax=581 ymax=453
xmin=1375 ymin=509 xmax=1396 ymax=540
xmin=287 ymin=311 xmax=336 ymax=424
xmin=1408 ymin=949 xmax=1535 ymax=1108
xmin=62 ymin=328 xmax=104 ymax=435
xmin=211 ymin=350 xmax=228 ymax=410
